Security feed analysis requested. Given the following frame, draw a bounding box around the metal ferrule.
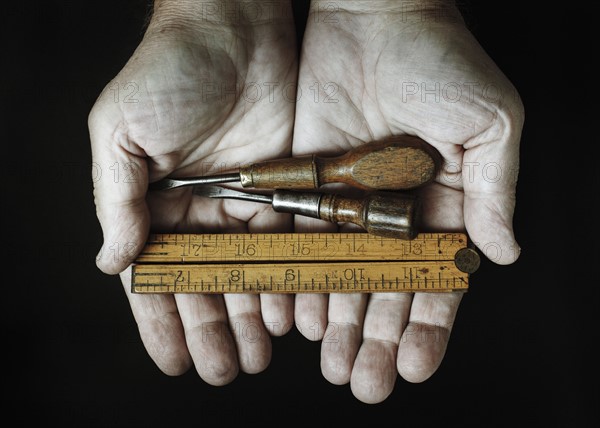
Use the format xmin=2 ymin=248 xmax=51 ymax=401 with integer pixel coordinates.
xmin=271 ymin=190 xmax=322 ymax=219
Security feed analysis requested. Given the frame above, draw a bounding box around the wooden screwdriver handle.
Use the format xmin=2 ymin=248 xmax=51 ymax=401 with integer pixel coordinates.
xmin=317 ymin=136 xmax=440 ymax=190
xmin=271 ymin=190 xmax=421 ymax=240
xmin=318 ymin=192 xmax=421 ymax=240
xmin=239 ymin=135 xmax=441 ymax=190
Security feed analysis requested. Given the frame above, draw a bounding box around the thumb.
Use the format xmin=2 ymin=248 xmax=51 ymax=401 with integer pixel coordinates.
xmin=89 ymin=101 xmax=150 ymax=275
xmin=459 ymin=101 xmax=524 ymax=265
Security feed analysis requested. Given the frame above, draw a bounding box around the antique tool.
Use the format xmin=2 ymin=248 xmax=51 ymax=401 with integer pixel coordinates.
xmin=131 ymin=233 xmax=480 ymax=294
xmin=193 ymin=185 xmax=420 ymax=240
xmin=149 ymin=135 xmax=441 ymax=191
xmin=135 ymin=137 xmax=477 ymax=295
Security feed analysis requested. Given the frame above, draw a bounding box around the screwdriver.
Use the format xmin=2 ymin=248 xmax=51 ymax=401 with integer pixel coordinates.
xmin=150 ymin=135 xmax=441 ymax=192
xmin=193 ymin=185 xmax=421 ymax=240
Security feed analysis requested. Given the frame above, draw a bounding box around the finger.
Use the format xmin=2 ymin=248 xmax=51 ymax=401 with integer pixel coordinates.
xmin=174 ymin=293 xmax=239 ymax=385
xmin=294 ymin=293 xmax=328 ymax=341
xmin=223 ymin=294 xmax=272 ymax=374
xmin=120 ymin=268 xmax=192 ymax=376
xmin=320 ymin=293 xmax=367 ymax=385
xmin=350 ymin=293 xmax=412 ymax=403
xmin=399 ymin=181 xmax=465 ymax=383
xmin=260 ymin=294 xmax=295 ymax=337
xmin=247 ymin=204 xmax=295 ymax=338
xmin=461 ymin=105 xmax=524 ymax=265
xmin=89 ymin=102 xmax=149 ymax=274
xmin=292 ymin=217 xmax=336 ymax=341
xmin=145 ymin=189 xmax=256 ymax=381
xmin=220 ymin=205 xmax=292 ymax=374
xmin=397 ymin=292 xmax=462 ymax=383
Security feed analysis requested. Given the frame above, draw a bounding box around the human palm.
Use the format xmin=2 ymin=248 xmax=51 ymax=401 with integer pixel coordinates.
xmin=292 ymin=5 xmax=524 ymax=403
xmin=89 ymin=18 xmax=298 ymax=383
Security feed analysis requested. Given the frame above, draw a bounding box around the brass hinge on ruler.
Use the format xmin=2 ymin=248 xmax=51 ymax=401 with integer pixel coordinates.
xmin=131 ymin=232 xmax=480 ymax=294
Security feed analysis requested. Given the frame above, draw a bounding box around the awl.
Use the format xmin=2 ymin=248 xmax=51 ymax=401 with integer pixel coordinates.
xmin=193 ymin=186 xmax=421 ymax=240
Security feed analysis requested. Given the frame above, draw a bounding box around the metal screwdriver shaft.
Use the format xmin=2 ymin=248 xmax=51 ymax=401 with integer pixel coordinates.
xmin=149 ymin=172 xmax=240 ymax=191
xmin=193 ymin=186 xmax=421 ymax=240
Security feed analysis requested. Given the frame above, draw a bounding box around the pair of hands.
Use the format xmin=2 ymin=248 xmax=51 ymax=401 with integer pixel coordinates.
xmin=89 ymin=0 xmax=523 ymax=403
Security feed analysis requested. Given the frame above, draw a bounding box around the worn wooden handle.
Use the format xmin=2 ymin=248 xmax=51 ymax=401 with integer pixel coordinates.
xmin=239 ymin=155 xmax=317 ymax=189
xmin=239 ymin=135 xmax=441 ymax=190
xmin=316 ymin=135 xmax=440 ymax=190
xmin=319 ymin=192 xmax=421 ymax=240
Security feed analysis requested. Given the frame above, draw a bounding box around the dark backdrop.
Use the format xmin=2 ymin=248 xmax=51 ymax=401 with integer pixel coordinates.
xmin=2 ymin=1 xmax=595 ymax=426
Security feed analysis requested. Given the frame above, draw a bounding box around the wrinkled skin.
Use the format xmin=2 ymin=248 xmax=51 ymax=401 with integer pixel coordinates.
xmin=89 ymin=0 xmax=523 ymax=403
xmin=292 ymin=3 xmax=523 ymax=403
xmin=89 ymin=5 xmax=298 ymax=384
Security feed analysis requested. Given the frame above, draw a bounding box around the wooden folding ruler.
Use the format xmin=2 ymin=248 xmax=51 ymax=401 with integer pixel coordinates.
xmin=131 ymin=232 xmax=480 ymax=294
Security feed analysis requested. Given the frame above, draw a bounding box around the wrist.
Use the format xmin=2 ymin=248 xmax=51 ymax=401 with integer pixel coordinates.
xmin=148 ymin=0 xmax=293 ymax=35
xmin=308 ymin=0 xmax=464 ymax=38
xmin=309 ymin=0 xmax=461 ymax=23
xmin=310 ymin=0 xmax=456 ymax=13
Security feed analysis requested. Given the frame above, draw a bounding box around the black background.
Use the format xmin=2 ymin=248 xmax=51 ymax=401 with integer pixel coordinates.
xmin=2 ymin=1 xmax=596 ymax=426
